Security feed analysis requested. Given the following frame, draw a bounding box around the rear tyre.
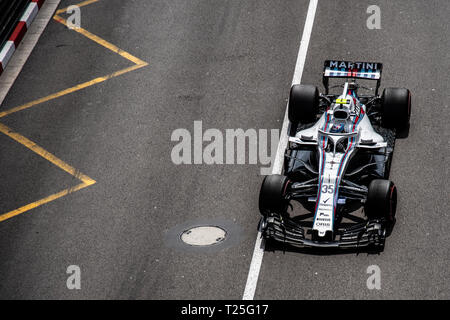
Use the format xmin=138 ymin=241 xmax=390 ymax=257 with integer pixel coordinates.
xmin=259 ymin=174 xmax=290 ymax=216
xmin=381 ymin=88 xmax=411 ymax=130
xmin=365 ymin=179 xmax=397 ymax=223
xmin=288 ymin=84 xmax=319 ymax=125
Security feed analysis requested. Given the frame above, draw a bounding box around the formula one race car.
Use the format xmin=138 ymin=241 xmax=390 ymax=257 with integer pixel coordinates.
xmin=259 ymin=60 xmax=411 ymax=250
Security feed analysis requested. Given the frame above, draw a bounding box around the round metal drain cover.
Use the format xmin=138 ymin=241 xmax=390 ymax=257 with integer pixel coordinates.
xmin=181 ymin=226 xmax=227 ymax=246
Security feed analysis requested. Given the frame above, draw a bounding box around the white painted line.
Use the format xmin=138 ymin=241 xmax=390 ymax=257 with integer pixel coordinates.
xmin=242 ymin=0 xmax=318 ymax=300
xmin=0 ymin=0 xmax=61 ymax=106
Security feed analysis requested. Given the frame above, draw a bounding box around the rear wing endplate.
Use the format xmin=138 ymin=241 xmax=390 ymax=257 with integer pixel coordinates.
xmin=322 ymin=60 xmax=383 ymax=94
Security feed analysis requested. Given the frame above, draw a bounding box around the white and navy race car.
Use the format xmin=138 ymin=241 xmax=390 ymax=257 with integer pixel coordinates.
xmin=259 ymin=60 xmax=411 ymax=250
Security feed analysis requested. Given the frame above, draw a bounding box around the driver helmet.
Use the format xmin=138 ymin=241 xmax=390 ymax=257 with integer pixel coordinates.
xmin=330 ymin=122 xmax=345 ymax=133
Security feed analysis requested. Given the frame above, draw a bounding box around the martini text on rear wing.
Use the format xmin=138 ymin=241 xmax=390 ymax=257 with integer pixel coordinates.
xmin=323 ymin=60 xmax=383 ymax=94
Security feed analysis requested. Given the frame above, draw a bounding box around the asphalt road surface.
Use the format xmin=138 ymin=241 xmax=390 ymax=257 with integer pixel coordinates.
xmin=0 ymin=0 xmax=448 ymax=299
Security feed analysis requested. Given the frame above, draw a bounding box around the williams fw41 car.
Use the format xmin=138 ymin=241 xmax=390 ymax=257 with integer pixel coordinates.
xmin=259 ymin=60 xmax=411 ymax=250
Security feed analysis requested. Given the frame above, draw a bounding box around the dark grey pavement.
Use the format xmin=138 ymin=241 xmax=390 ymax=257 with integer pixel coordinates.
xmin=0 ymin=0 xmax=308 ymax=299
xmin=0 ymin=0 xmax=448 ymax=299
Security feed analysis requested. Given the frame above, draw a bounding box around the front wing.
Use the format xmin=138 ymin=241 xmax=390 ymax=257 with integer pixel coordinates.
xmin=261 ymin=215 xmax=386 ymax=249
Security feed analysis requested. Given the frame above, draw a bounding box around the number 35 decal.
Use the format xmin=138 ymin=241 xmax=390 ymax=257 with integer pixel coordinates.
xmin=322 ymin=184 xmax=334 ymax=194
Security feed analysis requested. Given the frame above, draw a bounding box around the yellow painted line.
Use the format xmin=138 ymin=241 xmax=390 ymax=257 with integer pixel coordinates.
xmin=53 ymin=15 xmax=147 ymax=66
xmin=56 ymin=0 xmax=100 ymax=14
xmin=0 ymin=123 xmax=96 ymax=222
xmin=0 ymin=182 xmax=90 ymax=222
xmin=0 ymin=123 xmax=96 ymax=185
xmin=0 ymin=0 xmax=150 ymax=223
xmin=0 ymin=63 xmax=146 ymax=118
xmin=0 ymin=0 xmax=149 ymax=118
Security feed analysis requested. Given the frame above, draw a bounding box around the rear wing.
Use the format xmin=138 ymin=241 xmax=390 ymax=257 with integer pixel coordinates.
xmin=322 ymin=60 xmax=383 ymax=94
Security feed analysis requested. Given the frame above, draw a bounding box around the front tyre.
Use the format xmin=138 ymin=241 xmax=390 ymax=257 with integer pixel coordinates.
xmin=365 ymin=179 xmax=397 ymax=223
xmin=259 ymin=174 xmax=290 ymax=216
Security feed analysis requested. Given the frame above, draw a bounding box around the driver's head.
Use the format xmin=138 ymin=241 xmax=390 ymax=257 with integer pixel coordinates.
xmin=330 ymin=122 xmax=345 ymax=133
